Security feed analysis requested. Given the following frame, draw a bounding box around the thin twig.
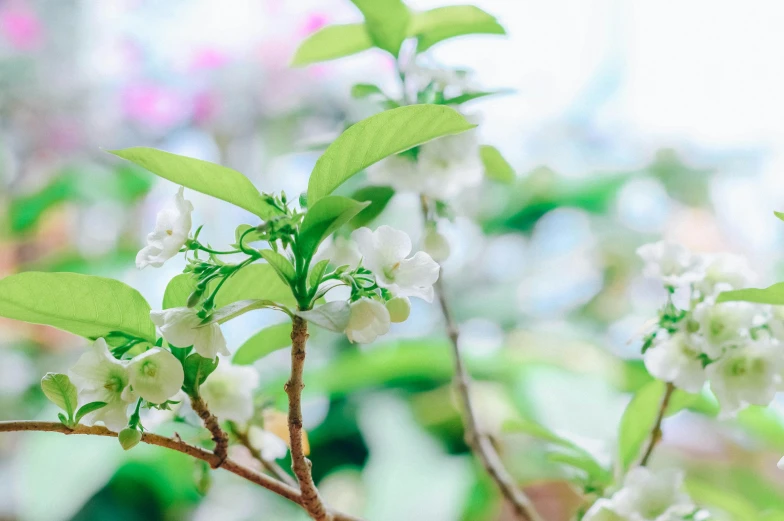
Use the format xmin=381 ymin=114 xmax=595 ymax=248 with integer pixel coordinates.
xmin=421 ymin=196 xmax=543 ymax=521
xmin=0 ymin=420 xmax=302 ymax=503
xmin=0 ymin=421 xmax=363 ymax=521
xmin=227 ymin=420 xmax=298 ymax=488
xmin=638 ymin=382 xmax=675 ymax=467
xmin=287 ymin=316 xmax=331 ymax=521
xmin=190 ymin=394 xmax=229 ymax=468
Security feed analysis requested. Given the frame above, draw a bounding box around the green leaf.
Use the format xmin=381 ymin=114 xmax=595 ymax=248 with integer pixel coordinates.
xmin=774 ymin=211 xmax=784 ymax=223
xmin=308 ymin=259 xmax=330 ymax=291
xmin=0 ymin=272 xmax=156 ymax=342
xmin=291 ymin=23 xmax=373 ymax=67
xmin=234 ymin=224 xmax=263 ymax=246
xmin=204 ymin=299 xmax=286 ymax=325
xmin=163 ymin=264 xmax=297 ymax=309
xmin=617 ymin=380 xmax=666 ymax=471
xmin=718 ymin=283 xmax=784 ymax=305
xmin=307 ymin=105 xmax=475 ymax=204
xmin=233 ymin=322 xmax=293 ymax=365
xmin=350 ymin=0 xmax=411 ymax=56
xmin=298 ymin=196 xmax=369 ymax=260
xmin=260 ymin=249 xmax=296 ymax=284
xmin=480 ymin=145 xmax=515 ymax=183
xmin=349 ymin=186 xmax=395 ymax=228
xmin=41 ymin=373 xmax=78 ymax=420
xmin=74 ymin=401 xmax=107 ymax=424
xmin=685 ymin=478 xmax=759 ymax=520
xmin=182 ymin=353 xmax=219 ymax=395
xmin=351 ymin=83 xmax=384 ymax=99
xmin=408 ymin=5 xmax=506 ymax=52
xmin=109 ymin=147 xmax=277 ymax=219
xmin=295 ymin=301 xmax=351 ymax=333
xmin=443 ymin=90 xmax=511 ymax=106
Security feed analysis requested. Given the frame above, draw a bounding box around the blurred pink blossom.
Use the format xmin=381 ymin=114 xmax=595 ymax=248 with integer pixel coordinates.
xmin=190 ymin=48 xmax=229 ymax=71
xmin=192 ymin=90 xmax=218 ymax=124
xmin=0 ymin=6 xmax=43 ymax=51
xmin=122 ymin=82 xmax=189 ymax=129
xmin=300 ymin=13 xmax=328 ymax=36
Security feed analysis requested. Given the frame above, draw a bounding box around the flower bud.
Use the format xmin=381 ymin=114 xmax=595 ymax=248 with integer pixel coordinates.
xmin=422 ymin=227 xmax=450 ymax=262
xmin=386 ymin=297 xmax=411 ymax=323
xmin=187 ymin=285 xmax=205 ymax=308
xmin=118 ymin=427 xmax=142 ymax=450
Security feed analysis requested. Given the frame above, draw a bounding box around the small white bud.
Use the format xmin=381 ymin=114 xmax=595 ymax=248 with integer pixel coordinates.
xmin=386 ymin=297 xmax=411 ymax=323
xmin=118 ymin=427 xmax=142 ymax=450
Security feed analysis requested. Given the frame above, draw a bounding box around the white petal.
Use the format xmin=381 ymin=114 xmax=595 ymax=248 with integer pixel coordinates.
xmin=128 ymin=348 xmax=185 ymax=404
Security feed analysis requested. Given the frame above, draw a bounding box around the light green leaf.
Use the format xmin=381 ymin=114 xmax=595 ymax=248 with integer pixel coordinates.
xmin=718 ymin=283 xmax=784 ymax=305
xmin=182 ymin=353 xmax=219 ymax=395
xmin=291 ymin=24 xmax=373 ymax=67
xmin=295 ymin=301 xmax=351 ymax=333
xmin=0 ymin=272 xmax=156 ymax=342
xmin=299 ymin=196 xmax=369 ymax=260
xmin=351 ymin=83 xmax=384 ymax=99
xmin=308 ymin=259 xmax=330 ymax=291
xmin=350 ymin=0 xmax=411 ymax=56
xmin=480 ymin=145 xmax=515 ymax=183
xmin=617 ymin=380 xmax=666 ymax=470
xmin=260 ymin=249 xmax=296 ymax=284
xmin=307 ymin=105 xmax=475 ymax=204
xmin=203 ymin=299 xmax=287 ymax=325
xmin=233 ymin=322 xmax=293 ymax=365
xmin=41 ymin=373 xmax=78 ymax=419
xmin=349 ymin=186 xmax=395 ymax=228
xmin=109 ymin=147 xmax=277 ymax=219
xmin=74 ymin=401 xmax=107 ymax=424
xmin=443 ymin=90 xmax=511 ymax=106
xmin=408 ymin=5 xmax=505 ymax=52
xmin=163 ymin=264 xmax=297 ymax=309
xmin=774 ymin=211 xmax=784 ymax=222
xmin=234 ymin=224 xmax=263 ymax=246
xmin=685 ymin=479 xmax=759 ymax=520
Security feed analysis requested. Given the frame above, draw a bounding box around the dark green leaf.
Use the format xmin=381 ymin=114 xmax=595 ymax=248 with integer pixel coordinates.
xmin=260 ymin=249 xmax=296 ymax=284
xmin=74 ymin=401 xmax=108 ymax=424
xmin=298 ymin=196 xmax=370 ymax=260
xmin=349 ymin=186 xmax=395 ymax=228
xmin=182 ymin=353 xmax=219 ymax=395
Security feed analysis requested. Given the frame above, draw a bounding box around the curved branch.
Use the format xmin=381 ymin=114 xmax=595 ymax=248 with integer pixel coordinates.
xmin=0 ymin=420 xmax=301 ymax=504
xmin=227 ymin=420 xmax=298 ymax=488
xmin=287 ymin=316 xmax=331 ymax=521
xmin=190 ymin=394 xmax=229 ymax=468
xmin=639 ymin=382 xmax=675 ymax=467
xmin=421 ymin=196 xmax=543 ymax=521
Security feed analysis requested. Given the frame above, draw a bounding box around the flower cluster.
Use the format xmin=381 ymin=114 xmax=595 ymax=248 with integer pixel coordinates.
xmin=637 ymin=241 xmax=782 ymax=415
xmin=583 ymin=468 xmax=710 ymax=521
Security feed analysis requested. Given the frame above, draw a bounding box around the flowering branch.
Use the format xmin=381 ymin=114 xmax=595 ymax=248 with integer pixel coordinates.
xmin=286 ymin=316 xmax=330 ymax=520
xmin=189 ymin=394 xmax=229 ymax=468
xmin=420 ymin=198 xmax=543 ymax=521
xmin=638 ymin=382 xmax=675 ymax=467
xmin=227 ymin=421 xmax=298 ymax=488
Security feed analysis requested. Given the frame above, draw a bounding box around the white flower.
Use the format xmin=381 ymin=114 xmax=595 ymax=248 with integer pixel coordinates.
xmin=248 ymin=426 xmax=289 ymax=461
xmin=644 ymin=331 xmax=706 ymax=393
xmin=136 ymin=186 xmax=193 ymax=269
xmin=367 ymin=125 xmax=482 ymax=200
xmin=694 ymin=253 xmax=756 ymax=297
xmin=585 ymin=468 xmax=695 ymax=521
xmin=150 ymin=307 xmax=229 ymax=359
xmin=127 ymin=348 xmax=184 ymax=404
xmin=314 ymin=236 xmax=361 ymax=270
xmin=200 ymin=362 xmax=260 ymax=423
xmin=692 ymin=299 xmax=759 ymax=358
xmin=69 ymin=338 xmax=135 ymax=431
xmin=352 ymin=225 xmax=440 ymax=302
xmin=706 ymin=337 xmax=783 ymax=415
xmin=345 ymin=298 xmax=390 ymax=344
xmin=637 ymin=241 xmax=703 ymax=289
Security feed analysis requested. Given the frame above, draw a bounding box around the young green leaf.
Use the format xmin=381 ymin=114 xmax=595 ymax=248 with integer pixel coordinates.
xmin=349 ymin=186 xmax=395 ymax=228
xmin=295 ymin=301 xmax=351 ymax=332
xmin=0 ymin=272 xmax=156 ymax=342
xmin=308 ymin=259 xmax=331 ymax=291
xmin=291 ymin=23 xmax=373 ymax=66
xmin=41 ymin=373 xmax=78 ymax=420
xmin=351 ymin=83 xmax=384 ymax=99
xmin=298 ymin=196 xmax=370 ymax=260
xmin=307 ymin=105 xmax=475 ymax=204
xmin=74 ymin=401 xmax=108 ymax=424
xmin=163 ymin=264 xmax=298 ymax=309
xmin=480 ymin=145 xmax=515 ymax=183
xmin=408 ymin=5 xmax=506 ymax=52
xmin=109 ymin=147 xmax=277 ymax=219
xmin=182 ymin=353 xmax=219 ymax=395
xmin=234 ymin=224 xmax=264 ymax=246
xmin=718 ymin=283 xmax=784 ymax=305
xmin=260 ymin=249 xmax=296 ymax=284
xmin=233 ymin=322 xmax=293 ymax=365
xmin=350 ymin=0 xmax=411 ymax=56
